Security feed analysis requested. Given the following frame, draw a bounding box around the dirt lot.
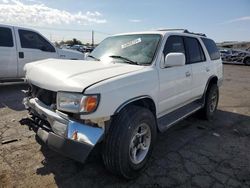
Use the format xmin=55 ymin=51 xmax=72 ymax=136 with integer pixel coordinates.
xmin=0 ymin=64 xmax=250 ymax=188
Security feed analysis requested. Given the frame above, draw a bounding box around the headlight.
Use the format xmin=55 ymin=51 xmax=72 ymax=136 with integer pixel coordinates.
xmin=57 ymin=92 xmax=99 ymax=113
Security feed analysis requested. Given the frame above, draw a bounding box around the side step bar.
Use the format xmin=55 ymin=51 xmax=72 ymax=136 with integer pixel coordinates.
xmin=157 ymin=100 xmax=203 ymax=132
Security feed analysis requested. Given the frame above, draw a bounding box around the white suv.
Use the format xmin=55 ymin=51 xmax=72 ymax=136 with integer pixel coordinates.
xmin=23 ymin=29 xmax=223 ymax=179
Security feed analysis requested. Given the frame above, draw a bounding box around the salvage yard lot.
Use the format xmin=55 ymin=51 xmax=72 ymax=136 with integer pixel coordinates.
xmin=0 ymin=64 xmax=250 ymax=188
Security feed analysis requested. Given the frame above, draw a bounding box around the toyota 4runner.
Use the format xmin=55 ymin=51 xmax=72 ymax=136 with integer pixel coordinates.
xmin=23 ymin=29 xmax=223 ymax=179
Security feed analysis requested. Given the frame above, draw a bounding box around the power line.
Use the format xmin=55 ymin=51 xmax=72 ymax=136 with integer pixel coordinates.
xmin=7 ymin=22 xmax=112 ymax=35
xmin=4 ymin=22 xmax=112 ymax=35
xmin=8 ymin=23 xmax=111 ymax=42
xmin=29 ymin=25 xmax=112 ymax=35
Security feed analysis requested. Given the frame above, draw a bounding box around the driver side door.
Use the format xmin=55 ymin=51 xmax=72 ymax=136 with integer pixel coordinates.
xmin=15 ymin=28 xmax=58 ymax=77
xmin=158 ymin=35 xmax=193 ymax=117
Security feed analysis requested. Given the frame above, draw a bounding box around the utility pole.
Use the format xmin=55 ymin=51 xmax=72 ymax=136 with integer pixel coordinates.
xmin=92 ymin=30 xmax=94 ymax=47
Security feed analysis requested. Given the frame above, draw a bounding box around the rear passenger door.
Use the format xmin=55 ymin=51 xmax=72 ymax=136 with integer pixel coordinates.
xmin=0 ymin=26 xmax=18 ymax=78
xmin=15 ymin=28 xmax=58 ymax=77
xmin=184 ymin=36 xmax=209 ymax=99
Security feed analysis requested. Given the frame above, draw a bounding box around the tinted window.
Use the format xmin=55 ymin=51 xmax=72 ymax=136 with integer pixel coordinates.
xmin=19 ymin=30 xmax=55 ymax=52
xmin=184 ymin=37 xmax=206 ymax=64
xmin=202 ymin=38 xmax=220 ymax=60
xmin=163 ymin=36 xmax=185 ymax=56
xmin=0 ymin=27 xmax=13 ymax=47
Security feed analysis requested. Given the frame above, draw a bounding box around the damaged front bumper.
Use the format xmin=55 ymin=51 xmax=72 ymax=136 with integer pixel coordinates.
xmin=23 ymin=97 xmax=104 ymax=163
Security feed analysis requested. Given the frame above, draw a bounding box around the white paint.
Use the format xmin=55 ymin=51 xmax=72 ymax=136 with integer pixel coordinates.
xmin=0 ymin=24 xmax=84 ymax=80
xmin=24 ymin=30 xmax=223 ymax=120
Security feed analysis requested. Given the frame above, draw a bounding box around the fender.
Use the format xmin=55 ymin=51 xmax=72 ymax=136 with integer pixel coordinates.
xmin=202 ymin=75 xmax=218 ymax=105
xmin=114 ymin=95 xmax=155 ymax=114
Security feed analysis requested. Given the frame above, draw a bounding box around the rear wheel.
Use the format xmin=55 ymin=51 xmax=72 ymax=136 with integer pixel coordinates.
xmin=244 ymin=57 xmax=250 ymax=66
xmin=200 ymin=84 xmax=219 ymax=120
xmin=102 ymin=105 xmax=157 ymax=179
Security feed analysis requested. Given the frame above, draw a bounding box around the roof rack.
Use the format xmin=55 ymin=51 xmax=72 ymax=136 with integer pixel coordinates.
xmin=183 ymin=30 xmax=207 ymax=37
xmin=157 ymin=29 xmax=187 ymax=32
xmin=157 ymin=28 xmax=206 ymax=37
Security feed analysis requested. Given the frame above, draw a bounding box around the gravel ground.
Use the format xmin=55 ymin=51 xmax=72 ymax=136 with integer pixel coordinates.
xmin=0 ymin=64 xmax=250 ymax=188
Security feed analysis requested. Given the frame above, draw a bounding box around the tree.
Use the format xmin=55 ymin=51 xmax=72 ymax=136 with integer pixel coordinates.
xmin=54 ymin=41 xmax=60 ymax=47
xmin=64 ymin=38 xmax=82 ymax=46
xmin=54 ymin=38 xmax=83 ymax=46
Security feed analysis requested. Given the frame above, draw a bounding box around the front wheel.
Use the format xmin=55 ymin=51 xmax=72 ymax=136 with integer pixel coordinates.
xmin=102 ymin=105 xmax=157 ymax=179
xmin=200 ymin=84 xmax=219 ymax=120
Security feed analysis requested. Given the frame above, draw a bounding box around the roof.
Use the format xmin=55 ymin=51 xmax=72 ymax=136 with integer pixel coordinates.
xmin=113 ymin=29 xmax=207 ymax=38
xmin=0 ymin=23 xmax=40 ymax=33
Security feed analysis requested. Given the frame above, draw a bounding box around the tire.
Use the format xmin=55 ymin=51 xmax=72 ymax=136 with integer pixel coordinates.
xmin=102 ymin=105 xmax=157 ymax=179
xmin=244 ymin=57 xmax=250 ymax=66
xmin=200 ymin=84 xmax=219 ymax=120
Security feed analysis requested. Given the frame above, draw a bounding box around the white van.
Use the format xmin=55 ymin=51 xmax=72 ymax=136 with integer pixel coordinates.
xmin=0 ymin=24 xmax=84 ymax=81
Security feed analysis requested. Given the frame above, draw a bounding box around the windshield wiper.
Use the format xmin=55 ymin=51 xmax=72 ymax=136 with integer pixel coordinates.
xmin=87 ymin=55 xmax=100 ymax=61
xmin=109 ymin=55 xmax=139 ymax=65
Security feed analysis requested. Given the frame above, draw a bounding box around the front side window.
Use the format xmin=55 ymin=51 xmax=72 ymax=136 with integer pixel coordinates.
xmin=201 ymin=38 xmax=220 ymax=60
xmin=89 ymin=34 xmax=161 ymax=65
xmin=0 ymin=27 xmax=13 ymax=47
xmin=19 ymin=30 xmax=55 ymax=52
xmin=184 ymin=37 xmax=206 ymax=64
xmin=163 ymin=35 xmax=185 ymax=56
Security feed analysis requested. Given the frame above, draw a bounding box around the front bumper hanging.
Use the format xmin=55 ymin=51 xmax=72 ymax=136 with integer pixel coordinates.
xmin=23 ymin=97 xmax=104 ymax=163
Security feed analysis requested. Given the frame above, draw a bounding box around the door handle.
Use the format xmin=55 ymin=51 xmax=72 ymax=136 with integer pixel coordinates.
xmin=206 ymin=67 xmax=210 ymax=72
xmin=19 ymin=52 xmax=24 ymax=59
xmin=185 ymin=71 xmax=191 ymax=77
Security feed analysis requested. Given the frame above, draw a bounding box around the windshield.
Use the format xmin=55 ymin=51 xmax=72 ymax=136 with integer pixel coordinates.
xmin=88 ymin=34 xmax=161 ymax=65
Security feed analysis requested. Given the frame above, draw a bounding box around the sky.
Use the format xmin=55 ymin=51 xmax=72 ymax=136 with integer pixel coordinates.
xmin=0 ymin=0 xmax=249 ymax=43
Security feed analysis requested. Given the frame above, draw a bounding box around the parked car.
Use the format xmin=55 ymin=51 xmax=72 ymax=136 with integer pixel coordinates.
xmin=60 ymin=44 xmax=71 ymax=49
xmin=23 ymin=29 xmax=223 ymax=179
xmin=0 ymin=24 xmax=84 ymax=81
xmin=70 ymin=45 xmax=95 ymax=53
xmin=70 ymin=45 xmax=85 ymax=53
xmin=220 ymin=49 xmax=231 ymax=60
xmin=234 ymin=50 xmax=250 ymax=65
xmin=220 ymin=48 xmax=250 ymax=65
xmin=84 ymin=46 xmax=95 ymax=53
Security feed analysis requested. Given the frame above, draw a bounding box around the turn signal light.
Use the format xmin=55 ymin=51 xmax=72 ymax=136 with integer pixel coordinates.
xmin=84 ymin=96 xmax=98 ymax=113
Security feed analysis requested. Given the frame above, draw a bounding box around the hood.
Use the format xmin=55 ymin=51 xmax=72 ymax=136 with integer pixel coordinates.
xmin=57 ymin=48 xmax=85 ymax=60
xmin=24 ymin=59 xmax=144 ymax=92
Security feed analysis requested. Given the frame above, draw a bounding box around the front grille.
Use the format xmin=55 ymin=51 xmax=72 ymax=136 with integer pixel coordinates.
xmin=30 ymin=84 xmax=57 ymax=106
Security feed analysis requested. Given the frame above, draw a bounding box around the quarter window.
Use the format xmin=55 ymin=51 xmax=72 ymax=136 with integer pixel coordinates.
xmin=184 ymin=37 xmax=206 ymax=64
xmin=0 ymin=27 xmax=14 ymax=47
xmin=18 ymin=29 xmax=55 ymax=52
xmin=201 ymin=38 xmax=220 ymax=60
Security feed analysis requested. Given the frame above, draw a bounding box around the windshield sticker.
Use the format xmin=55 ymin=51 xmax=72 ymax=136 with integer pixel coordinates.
xmin=121 ymin=38 xmax=142 ymax=49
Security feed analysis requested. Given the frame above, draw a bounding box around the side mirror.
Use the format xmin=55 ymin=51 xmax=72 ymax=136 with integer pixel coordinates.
xmin=164 ymin=53 xmax=185 ymax=68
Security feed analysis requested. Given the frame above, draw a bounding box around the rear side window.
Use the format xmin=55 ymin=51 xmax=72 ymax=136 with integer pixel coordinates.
xmin=184 ymin=37 xmax=206 ymax=64
xmin=163 ymin=35 xmax=185 ymax=56
xmin=18 ymin=29 xmax=55 ymax=52
xmin=0 ymin=27 xmax=14 ymax=47
xmin=201 ymin=38 xmax=220 ymax=60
